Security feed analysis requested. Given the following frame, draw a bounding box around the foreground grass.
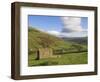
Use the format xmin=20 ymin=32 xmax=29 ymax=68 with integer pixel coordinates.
xmin=28 ymin=52 xmax=87 ymax=66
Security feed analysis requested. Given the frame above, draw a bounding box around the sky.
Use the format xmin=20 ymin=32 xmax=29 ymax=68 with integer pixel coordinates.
xmin=28 ymin=15 xmax=88 ymax=37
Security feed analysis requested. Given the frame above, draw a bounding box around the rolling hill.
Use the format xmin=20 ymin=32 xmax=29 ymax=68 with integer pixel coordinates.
xmin=62 ymin=37 xmax=87 ymax=45
xmin=28 ymin=27 xmax=72 ymax=50
xmin=28 ymin=27 xmax=87 ymax=52
xmin=28 ymin=27 xmax=88 ymax=66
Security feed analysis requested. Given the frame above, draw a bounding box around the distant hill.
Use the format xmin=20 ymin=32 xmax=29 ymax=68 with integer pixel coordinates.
xmin=61 ymin=37 xmax=87 ymax=45
xmin=28 ymin=27 xmax=87 ymax=52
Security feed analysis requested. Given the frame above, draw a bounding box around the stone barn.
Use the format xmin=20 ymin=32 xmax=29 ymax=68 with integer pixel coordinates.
xmin=36 ymin=48 xmax=61 ymax=60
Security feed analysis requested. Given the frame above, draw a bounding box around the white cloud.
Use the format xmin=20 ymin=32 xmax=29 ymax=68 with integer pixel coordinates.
xmin=47 ymin=30 xmax=60 ymax=36
xmin=45 ymin=17 xmax=88 ymax=38
xmin=59 ymin=32 xmax=87 ymax=38
xmin=61 ymin=17 xmax=84 ymax=32
xmin=47 ymin=30 xmax=87 ymax=38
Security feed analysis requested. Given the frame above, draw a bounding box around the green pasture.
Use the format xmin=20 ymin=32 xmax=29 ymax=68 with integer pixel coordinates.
xmin=28 ymin=52 xmax=87 ymax=66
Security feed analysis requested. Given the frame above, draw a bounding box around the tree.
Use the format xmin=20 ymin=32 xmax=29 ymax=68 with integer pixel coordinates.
xmin=71 ymin=44 xmax=83 ymax=52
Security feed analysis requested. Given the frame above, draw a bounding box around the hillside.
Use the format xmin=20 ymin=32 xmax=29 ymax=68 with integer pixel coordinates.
xmin=28 ymin=27 xmax=88 ymax=66
xmin=28 ymin=27 xmax=72 ymax=51
xmin=62 ymin=37 xmax=87 ymax=45
xmin=28 ymin=27 xmax=87 ymax=52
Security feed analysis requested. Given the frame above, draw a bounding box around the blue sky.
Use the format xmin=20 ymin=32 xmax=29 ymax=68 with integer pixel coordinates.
xmin=28 ymin=15 xmax=88 ymax=37
xmin=28 ymin=15 xmax=87 ymax=31
xmin=28 ymin=15 xmax=63 ymax=32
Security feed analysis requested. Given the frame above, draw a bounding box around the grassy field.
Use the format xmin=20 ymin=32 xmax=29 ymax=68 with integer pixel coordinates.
xmin=28 ymin=27 xmax=88 ymax=67
xmin=28 ymin=52 xmax=88 ymax=66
